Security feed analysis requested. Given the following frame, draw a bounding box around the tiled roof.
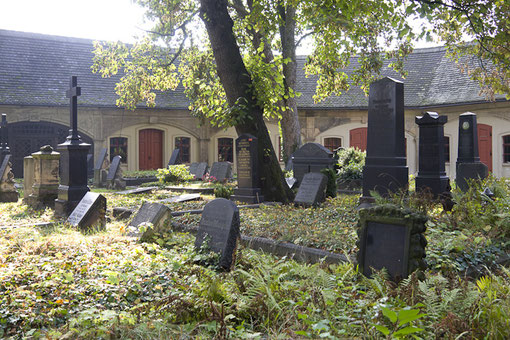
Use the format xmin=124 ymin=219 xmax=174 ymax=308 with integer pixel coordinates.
xmin=0 ymin=29 xmax=506 ymax=110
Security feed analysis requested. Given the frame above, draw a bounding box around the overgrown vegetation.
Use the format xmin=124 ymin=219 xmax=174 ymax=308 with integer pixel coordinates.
xmin=157 ymin=164 xmax=195 ymax=184
xmin=122 ymin=170 xmax=157 ymax=178
xmin=336 ymin=147 xmax=365 ymax=182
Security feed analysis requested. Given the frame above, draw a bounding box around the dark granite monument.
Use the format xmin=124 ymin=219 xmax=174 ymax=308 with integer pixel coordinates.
xmin=188 ymin=162 xmax=199 ymax=177
xmin=195 ymin=198 xmax=240 ymax=270
xmin=195 ymin=162 xmax=209 ymax=180
xmin=362 ymin=77 xmax=408 ymax=203
xmin=356 ymin=205 xmax=427 ymax=281
xmin=294 ymin=172 xmax=328 ymax=207
xmin=128 ymin=202 xmax=171 ymax=240
xmin=0 ymin=154 xmax=18 ymax=202
xmin=415 ymin=112 xmax=450 ymax=197
xmin=106 ymin=155 xmax=125 ymax=189
xmin=167 ymin=149 xmax=180 ymax=166
xmin=291 ymin=143 xmax=335 ymax=185
xmin=55 ymin=76 xmax=90 ymax=217
xmin=67 ymin=192 xmax=106 ymax=231
xmin=0 ymin=114 xmax=11 ymax=163
xmin=456 ymin=112 xmax=489 ymax=191
xmin=93 ymin=148 xmax=109 ymax=187
xmin=231 ymin=134 xmax=264 ymax=203
xmin=209 ymin=162 xmax=231 ymax=182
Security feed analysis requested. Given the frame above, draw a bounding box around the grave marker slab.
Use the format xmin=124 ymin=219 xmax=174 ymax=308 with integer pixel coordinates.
xmin=294 ymin=172 xmax=327 ymax=207
xmin=209 ymin=162 xmax=231 ymax=182
xmin=128 ymin=202 xmax=171 ymax=240
xmin=362 ymin=77 xmax=408 ymax=202
xmin=115 ymin=186 xmax=157 ymax=195
xmin=106 ymin=155 xmax=126 ymax=189
xmin=357 ymin=205 xmax=427 ymax=281
xmin=291 ymin=143 xmax=335 ymax=184
xmin=158 ymin=193 xmax=201 ymax=203
xmin=67 ymin=192 xmax=106 ymax=231
xmin=195 ymin=198 xmax=240 ymax=270
xmin=195 ymin=162 xmax=209 ymax=180
xmin=231 ymin=134 xmax=264 ymax=204
xmin=188 ymin=162 xmax=199 ymax=177
xmin=167 ymin=148 xmax=180 ymax=166
xmin=93 ymin=148 xmax=109 ymax=187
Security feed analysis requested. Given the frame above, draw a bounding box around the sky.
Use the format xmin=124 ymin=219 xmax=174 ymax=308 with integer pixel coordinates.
xmin=0 ymin=0 xmax=148 ymax=43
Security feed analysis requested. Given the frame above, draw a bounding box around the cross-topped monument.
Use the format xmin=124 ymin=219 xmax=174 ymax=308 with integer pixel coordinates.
xmin=66 ymin=76 xmax=82 ymax=142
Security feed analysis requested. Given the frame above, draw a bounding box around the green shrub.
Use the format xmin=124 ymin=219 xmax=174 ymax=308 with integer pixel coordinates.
xmin=336 ymin=147 xmax=366 ymax=181
xmin=156 ymin=164 xmax=194 ymax=184
xmin=320 ymin=167 xmax=337 ymax=198
xmin=213 ymin=183 xmax=235 ymax=198
xmin=123 ymin=170 xmax=157 ymax=178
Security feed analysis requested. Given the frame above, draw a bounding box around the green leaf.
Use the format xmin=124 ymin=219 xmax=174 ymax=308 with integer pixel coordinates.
xmin=374 ymin=324 xmax=390 ymax=336
xmin=393 ymin=326 xmax=424 ymax=336
xmin=397 ymin=309 xmax=425 ymax=326
xmin=381 ymin=306 xmax=398 ymax=323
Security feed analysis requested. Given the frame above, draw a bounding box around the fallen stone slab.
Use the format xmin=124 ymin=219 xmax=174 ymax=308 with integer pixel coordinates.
xmin=158 ymin=193 xmax=201 ymax=204
xmin=164 ymin=186 xmax=214 ymax=194
xmin=115 ymin=186 xmax=158 ymax=195
xmin=112 ymin=207 xmax=134 ymax=219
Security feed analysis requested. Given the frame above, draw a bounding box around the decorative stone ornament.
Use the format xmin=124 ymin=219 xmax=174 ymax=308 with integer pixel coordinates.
xmin=356 ymin=204 xmax=427 ymax=281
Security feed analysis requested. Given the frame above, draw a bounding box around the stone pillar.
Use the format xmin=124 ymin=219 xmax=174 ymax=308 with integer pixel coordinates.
xmin=415 ymin=112 xmax=450 ymax=197
xmin=456 ymin=112 xmax=488 ymax=191
xmin=231 ymin=134 xmax=264 ymax=203
xmin=23 ymin=156 xmax=35 ymax=198
xmin=25 ymin=145 xmax=60 ymax=209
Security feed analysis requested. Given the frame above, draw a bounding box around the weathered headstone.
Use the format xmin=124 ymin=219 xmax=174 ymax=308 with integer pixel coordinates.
xmin=0 ymin=154 xmax=18 ymax=202
xmin=209 ymin=162 xmax=231 ymax=182
xmin=106 ymin=155 xmax=126 ymax=190
xmin=55 ymin=76 xmax=90 ymax=217
xmin=291 ymin=143 xmax=335 ymax=185
xmin=195 ymin=162 xmax=209 ymax=180
xmin=67 ymin=192 xmax=106 ymax=231
xmin=195 ymin=198 xmax=240 ymax=270
xmin=361 ymin=77 xmax=408 ymax=203
xmin=294 ymin=172 xmax=327 ymax=207
xmin=23 ymin=156 xmax=34 ymax=198
xmin=158 ymin=193 xmax=201 ymax=203
xmin=0 ymin=114 xmax=11 ymax=163
xmin=356 ymin=205 xmax=427 ymax=281
xmin=415 ymin=112 xmax=450 ymax=197
xmin=188 ymin=162 xmax=199 ymax=177
xmin=167 ymin=148 xmax=180 ymax=166
xmin=93 ymin=148 xmax=109 ymax=187
xmin=25 ymin=145 xmax=60 ymax=209
xmin=128 ymin=202 xmax=171 ymax=240
xmin=456 ymin=112 xmax=488 ymax=191
xmin=231 ymin=134 xmax=264 ymax=203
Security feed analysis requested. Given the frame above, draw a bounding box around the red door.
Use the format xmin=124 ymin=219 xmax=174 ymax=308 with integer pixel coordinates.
xmin=139 ymin=129 xmax=163 ymax=170
xmin=478 ymin=124 xmax=492 ymax=172
xmin=350 ymin=127 xmax=367 ymax=151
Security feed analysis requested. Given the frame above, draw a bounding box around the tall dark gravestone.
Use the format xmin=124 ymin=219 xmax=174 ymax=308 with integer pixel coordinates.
xmin=167 ymin=149 xmax=180 ymax=166
xmin=93 ymin=148 xmax=109 ymax=187
xmin=209 ymin=162 xmax=231 ymax=183
xmin=291 ymin=143 xmax=335 ymax=185
xmin=55 ymin=76 xmax=90 ymax=217
xmin=415 ymin=112 xmax=450 ymax=197
xmin=0 ymin=114 xmax=11 ymax=163
xmin=231 ymin=134 xmax=264 ymax=203
xmin=362 ymin=77 xmax=408 ymax=203
xmin=456 ymin=112 xmax=488 ymax=191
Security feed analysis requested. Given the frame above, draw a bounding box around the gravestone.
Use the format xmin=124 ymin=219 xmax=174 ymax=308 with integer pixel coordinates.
xmin=23 ymin=156 xmax=34 ymax=198
xmin=0 ymin=114 xmax=11 ymax=163
xmin=361 ymin=77 xmax=408 ymax=203
xmin=194 ymin=162 xmax=209 ymax=180
xmin=209 ymin=162 xmax=231 ymax=182
xmin=356 ymin=205 xmax=427 ymax=281
xmin=195 ymin=198 xmax=240 ymax=270
xmin=87 ymin=154 xmax=93 ymax=179
xmin=188 ymin=162 xmax=199 ymax=177
xmin=128 ymin=202 xmax=171 ymax=240
xmin=167 ymin=148 xmax=180 ymax=166
xmin=25 ymin=145 xmax=60 ymax=209
xmin=158 ymin=193 xmax=201 ymax=203
xmin=294 ymin=172 xmax=327 ymax=207
xmin=106 ymin=155 xmax=126 ymax=190
xmin=67 ymin=192 xmax=106 ymax=231
xmin=291 ymin=143 xmax=335 ymax=185
xmin=231 ymin=134 xmax=264 ymax=203
xmin=55 ymin=76 xmax=90 ymax=217
xmin=456 ymin=112 xmax=489 ymax=191
xmin=0 ymin=154 xmax=18 ymax=202
xmin=93 ymin=148 xmax=109 ymax=187
xmin=415 ymin=112 xmax=450 ymax=197
xmin=115 ymin=186 xmax=157 ymax=195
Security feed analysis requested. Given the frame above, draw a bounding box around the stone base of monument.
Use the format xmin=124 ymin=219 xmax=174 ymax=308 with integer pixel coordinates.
xmin=230 ymin=187 xmax=264 ymax=204
xmin=54 ymin=184 xmax=90 ymax=217
xmin=362 ymin=164 xmax=408 ymax=198
xmin=456 ymin=162 xmax=489 ymax=192
xmin=25 ymin=184 xmax=58 ymax=209
xmin=415 ymin=175 xmax=450 ymax=198
xmin=0 ymin=191 xmax=18 ymax=202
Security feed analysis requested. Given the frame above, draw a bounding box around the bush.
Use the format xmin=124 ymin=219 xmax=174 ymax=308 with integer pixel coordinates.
xmin=156 ymin=164 xmax=194 ymax=184
xmin=213 ymin=183 xmax=235 ymax=198
xmin=320 ymin=167 xmax=337 ymax=198
xmin=336 ymin=147 xmax=366 ymax=181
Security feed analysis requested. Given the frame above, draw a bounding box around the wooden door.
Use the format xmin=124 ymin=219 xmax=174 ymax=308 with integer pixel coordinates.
xmin=350 ymin=127 xmax=367 ymax=151
xmin=478 ymin=124 xmax=492 ymax=172
xmin=139 ymin=129 xmax=163 ymax=170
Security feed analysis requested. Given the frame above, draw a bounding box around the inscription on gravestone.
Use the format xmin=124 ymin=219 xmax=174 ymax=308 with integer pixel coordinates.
xmin=195 ymin=198 xmax=240 ymax=270
xmin=231 ymin=134 xmax=264 ymax=204
xmin=294 ymin=172 xmax=327 ymax=207
xmin=67 ymin=192 xmax=106 ymax=231
xmin=209 ymin=162 xmax=231 ymax=182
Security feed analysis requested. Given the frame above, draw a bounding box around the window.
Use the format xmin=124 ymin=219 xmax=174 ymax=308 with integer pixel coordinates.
xmin=444 ymin=136 xmax=450 ymax=163
xmin=503 ymin=135 xmax=510 ymax=163
xmin=218 ymin=137 xmax=233 ymax=162
xmin=110 ymin=137 xmax=127 ymax=163
xmin=175 ymin=137 xmax=191 ymax=163
xmin=324 ymin=137 xmax=342 ymax=152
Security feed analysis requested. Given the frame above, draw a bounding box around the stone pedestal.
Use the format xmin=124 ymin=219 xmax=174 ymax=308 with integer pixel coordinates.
xmin=23 ymin=156 xmax=35 ymax=198
xmin=0 ymin=155 xmax=18 ymax=202
xmin=55 ymin=142 xmax=90 ymax=217
xmin=25 ymin=146 xmax=60 ymax=209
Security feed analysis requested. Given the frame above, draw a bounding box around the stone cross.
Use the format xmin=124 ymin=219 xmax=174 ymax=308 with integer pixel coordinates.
xmin=66 ymin=76 xmax=81 ymax=142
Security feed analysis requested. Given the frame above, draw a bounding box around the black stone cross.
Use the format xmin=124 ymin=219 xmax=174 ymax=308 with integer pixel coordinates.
xmin=66 ymin=76 xmax=81 ymax=142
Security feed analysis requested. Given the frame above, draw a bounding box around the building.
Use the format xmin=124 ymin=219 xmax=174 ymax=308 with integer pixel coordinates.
xmin=1 ymin=29 xmax=509 ymax=178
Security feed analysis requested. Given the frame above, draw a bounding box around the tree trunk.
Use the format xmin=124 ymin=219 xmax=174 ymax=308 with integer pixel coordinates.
xmin=200 ymin=0 xmax=293 ymax=203
xmin=278 ymin=2 xmax=302 ymax=163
